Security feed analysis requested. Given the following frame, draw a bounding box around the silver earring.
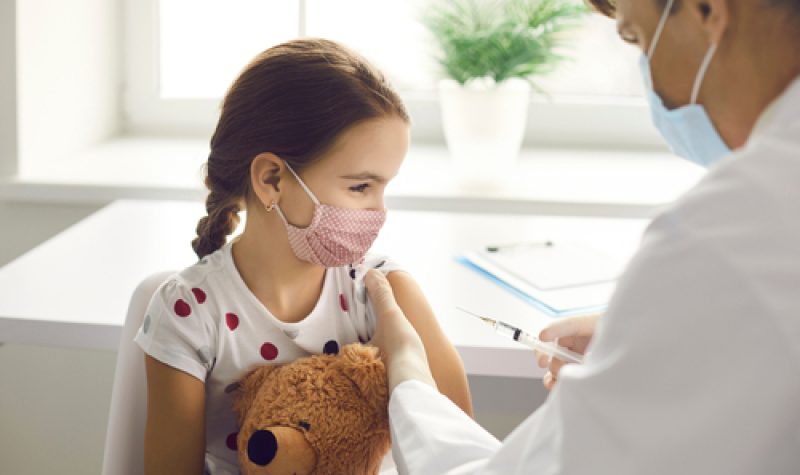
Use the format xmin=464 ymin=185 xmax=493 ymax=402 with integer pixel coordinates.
xmin=266 ymin=200 xmax=277 ymax=212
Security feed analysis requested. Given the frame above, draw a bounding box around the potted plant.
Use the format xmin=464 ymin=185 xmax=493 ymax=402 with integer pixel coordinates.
xmin=423 ymin=0 xmax=586 ymax=186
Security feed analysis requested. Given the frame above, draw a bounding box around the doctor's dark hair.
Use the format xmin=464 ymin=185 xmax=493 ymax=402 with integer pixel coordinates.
xmin=586 ymin=0 xmax=800 ymax=17
xmin=191 ymin=38 xmax=409 ymax=260
xmin=585 ymin=0 xmax=680 ymax=16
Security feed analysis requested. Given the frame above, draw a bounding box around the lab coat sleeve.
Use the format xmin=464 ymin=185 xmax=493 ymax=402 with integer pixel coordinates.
xmin=389 ymin=380 xmax=502 ymax=475
xmin=388 ymin=209 xmax=797 ymax=475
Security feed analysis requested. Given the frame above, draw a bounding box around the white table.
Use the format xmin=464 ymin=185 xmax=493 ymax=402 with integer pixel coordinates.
xmin=0 ymin=200 xmax=649 ymax=378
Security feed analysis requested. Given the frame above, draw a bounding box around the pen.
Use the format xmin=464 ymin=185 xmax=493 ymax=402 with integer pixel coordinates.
xmin=456 ymin=307 xmax=585 ymax=364
xmin=485 ymin=240 xmax=554 ymax=253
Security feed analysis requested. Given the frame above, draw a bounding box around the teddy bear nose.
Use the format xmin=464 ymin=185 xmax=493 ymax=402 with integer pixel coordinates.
xmin=247 ymin=429 xmax=278 ymax=466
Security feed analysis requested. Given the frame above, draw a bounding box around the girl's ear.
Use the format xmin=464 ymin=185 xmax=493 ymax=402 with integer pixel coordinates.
xmin=250 ymin=152 xmax=285 ymax=208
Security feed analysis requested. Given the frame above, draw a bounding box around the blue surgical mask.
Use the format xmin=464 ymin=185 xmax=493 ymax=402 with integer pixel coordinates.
xmin=641 ymin=0 xmax=730 ymax=167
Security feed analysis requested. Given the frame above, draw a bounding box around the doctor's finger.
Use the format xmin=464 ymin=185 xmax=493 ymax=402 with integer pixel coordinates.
xmin=543 ymin=371 xmax=556 ymax=391
xmin=364 ymin=270 xmax=401 ymax=314
xmin=535 ymin=349 xmax=551 ymax=368
xmin=555 ymin=335 xmax=592 ymax=354
xmin=548 ymin=356 xmax=570 ymax=379
xmin=539 ymin=314 xmax=599 ymax=342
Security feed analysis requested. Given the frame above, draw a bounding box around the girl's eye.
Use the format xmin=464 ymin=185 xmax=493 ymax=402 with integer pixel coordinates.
xmin=349 ymin=183 xmax=370 ymax=193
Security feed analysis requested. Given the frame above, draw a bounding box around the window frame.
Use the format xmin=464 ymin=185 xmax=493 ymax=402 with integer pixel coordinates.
xmin=123 ymin=0 xmax=667 ymax=149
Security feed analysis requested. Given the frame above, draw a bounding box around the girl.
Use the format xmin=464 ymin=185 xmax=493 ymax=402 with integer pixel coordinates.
xmin=134 ymin=39 xmax=473 ymax=474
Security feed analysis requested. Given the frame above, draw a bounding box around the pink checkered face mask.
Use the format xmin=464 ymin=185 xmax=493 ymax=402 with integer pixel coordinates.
xmin=274 ymin=164 xmax=387 ymax=267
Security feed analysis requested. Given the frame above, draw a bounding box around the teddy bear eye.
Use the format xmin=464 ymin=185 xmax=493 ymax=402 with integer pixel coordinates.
xmin=298 ymin=420 xmax=311 ymax=431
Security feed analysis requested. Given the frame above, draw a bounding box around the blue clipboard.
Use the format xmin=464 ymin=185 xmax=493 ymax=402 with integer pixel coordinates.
xmin=456 ymin=255 xmax=609 ymax=318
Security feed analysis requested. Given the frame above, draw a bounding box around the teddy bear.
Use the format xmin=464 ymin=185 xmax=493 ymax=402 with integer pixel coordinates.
xmin=232 ymin=343 xmax=391 ymax=475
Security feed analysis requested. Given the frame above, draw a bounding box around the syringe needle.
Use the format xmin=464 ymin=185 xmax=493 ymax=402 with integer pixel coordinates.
xmin=456 ymin=306 xmax=584 ymax=364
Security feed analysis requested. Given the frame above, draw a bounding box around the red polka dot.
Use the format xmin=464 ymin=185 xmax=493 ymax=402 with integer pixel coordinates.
xmin=226 ymin=432 xmax=238 ymax=451
xmin=226 ymin=312 xmax=239 ymax=331
xmin=191 ymin=287 xmax=207 ymax=304
xmin=260 ymin=342 xmax=279 ymax=361
xmin=339 ymin=294 xmax=349 ymax=312
xmin=174 ymin=299 xmax=191 ymax=317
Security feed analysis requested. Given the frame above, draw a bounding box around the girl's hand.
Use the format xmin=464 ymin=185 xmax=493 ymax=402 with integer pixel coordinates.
xmin=536 ymin=314 xmax=599 ymax=390
xmin=364 ymin=269 xmax=436 ymax=392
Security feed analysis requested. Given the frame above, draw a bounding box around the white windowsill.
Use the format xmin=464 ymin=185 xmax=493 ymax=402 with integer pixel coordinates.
xmin=0 ymin=136 xmax=705 ymax=218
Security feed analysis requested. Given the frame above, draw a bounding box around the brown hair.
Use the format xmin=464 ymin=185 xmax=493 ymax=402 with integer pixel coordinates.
xmin=191 ymin=39 xmax=410 ymax=259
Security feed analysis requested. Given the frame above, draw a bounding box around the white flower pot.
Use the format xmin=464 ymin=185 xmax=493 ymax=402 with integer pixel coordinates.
xmin=439 ymin=77 xmax=531 ymax=187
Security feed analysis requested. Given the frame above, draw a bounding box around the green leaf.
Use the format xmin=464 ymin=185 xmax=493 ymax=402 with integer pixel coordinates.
xmin=422 ymin=0 xmax=587 ymax=86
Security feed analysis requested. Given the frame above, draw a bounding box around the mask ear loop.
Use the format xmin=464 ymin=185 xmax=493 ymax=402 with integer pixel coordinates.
xmin=645 ymin=0 xmax=717 ymax=106
xmin=642 ymin=0 xmax=676 ymax=90
xmin=284 ymin=163 xmax=321 ymax=206
xmin=274 ymin=162 xmax=320 ymax=228
xmin=647 ymin=0 xmax=676 ymax=59
xmin=691 ymin=43 xmax=718 ymax=105
xmin=274 ymin=202 xmax=291 ymax=226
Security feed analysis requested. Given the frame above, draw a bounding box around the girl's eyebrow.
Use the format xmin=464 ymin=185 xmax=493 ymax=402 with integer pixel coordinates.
xmin=339 ymin=172 xmax=388 ymax=184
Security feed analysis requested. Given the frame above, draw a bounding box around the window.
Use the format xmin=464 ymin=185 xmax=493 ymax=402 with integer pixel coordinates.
xmin=158 ymin=1 xmax=300 ymax=99
xmin=124 ymin=0 xmax=662 ymax=147
xmin=4 ymin=0 xmax=700 ymax=214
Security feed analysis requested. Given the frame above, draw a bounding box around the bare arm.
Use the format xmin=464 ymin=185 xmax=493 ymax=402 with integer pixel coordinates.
xmin=387 ymin=271 xmax=474 ymax=417
xmin=143 ymin=354 xmax=207 ymax=475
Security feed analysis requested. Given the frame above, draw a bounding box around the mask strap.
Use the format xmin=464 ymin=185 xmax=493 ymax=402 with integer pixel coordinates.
xmin=274 ymin=203 xmax=290 ymax=226
xmin=284 ymin=163 xmax=321 ymax=206
xmin=691 ymin=43 xmax=718 ymax=104
xmin=647 ymin=0 xmax=676 ymax=59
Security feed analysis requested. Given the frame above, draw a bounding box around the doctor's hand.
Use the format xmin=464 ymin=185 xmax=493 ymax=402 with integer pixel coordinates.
xmin=536 ymin=314 xmax=599 ymax=390
xmin=364 ymin=270 xmax=437 ymax=393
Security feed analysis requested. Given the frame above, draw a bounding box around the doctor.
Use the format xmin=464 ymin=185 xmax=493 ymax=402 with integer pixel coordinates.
xmin=364 ymin=0 xmax=800 ymax=473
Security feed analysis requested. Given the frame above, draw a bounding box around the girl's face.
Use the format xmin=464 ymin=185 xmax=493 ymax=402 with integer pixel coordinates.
xmin=279 ymin=116 xmax=410 ymax=227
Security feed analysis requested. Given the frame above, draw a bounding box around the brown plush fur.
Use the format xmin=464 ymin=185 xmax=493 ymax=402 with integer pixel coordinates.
xmin=232 ymin=344 xmax=391 ymax=475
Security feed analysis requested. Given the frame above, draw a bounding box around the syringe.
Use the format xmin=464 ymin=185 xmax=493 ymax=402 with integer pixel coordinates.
xmin=456 ymin=307 xmax=585 ymax=364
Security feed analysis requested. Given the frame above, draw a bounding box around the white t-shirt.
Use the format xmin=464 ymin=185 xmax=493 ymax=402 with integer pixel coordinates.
xmin=135 ymin=240 xmax=401 ymax=474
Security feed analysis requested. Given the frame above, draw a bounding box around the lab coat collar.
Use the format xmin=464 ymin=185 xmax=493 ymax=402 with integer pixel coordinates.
xmin=751 ymin=74 xmax=800 ymax=137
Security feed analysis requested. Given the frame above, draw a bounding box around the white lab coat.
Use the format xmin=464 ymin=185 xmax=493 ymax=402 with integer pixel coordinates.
xmin=388 ymin=76 xmax=800 ymax=475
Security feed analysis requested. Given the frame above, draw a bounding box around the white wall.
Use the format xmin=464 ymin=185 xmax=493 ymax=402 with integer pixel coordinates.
xmin=16 ymin=0 xmax=122 ymax=177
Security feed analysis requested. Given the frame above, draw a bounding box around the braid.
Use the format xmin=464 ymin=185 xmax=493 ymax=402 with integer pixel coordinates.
xmin=192 ymin=187 xmax=241 ymax=260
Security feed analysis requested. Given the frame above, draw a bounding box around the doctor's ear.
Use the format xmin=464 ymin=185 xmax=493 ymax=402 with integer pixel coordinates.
xmin=250 ymin=153 xmax=285 ymax=209
xmin=687 ymin=0 xmax=730 ymax=45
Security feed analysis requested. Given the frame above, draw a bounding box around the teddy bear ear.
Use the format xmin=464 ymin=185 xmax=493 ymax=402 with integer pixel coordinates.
xmin=338 ymin=344 xmax=388 ymax=410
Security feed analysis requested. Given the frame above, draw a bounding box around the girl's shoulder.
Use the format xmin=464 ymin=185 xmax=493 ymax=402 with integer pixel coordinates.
xmin=137 ymin=249 xmax=227 ymax=382
xmin=334 ymin=253 xmax=405 ymax=292
xmin=186 ymin=242 xmax=229 ymax=280
xmin=152 ymin=243 xmax=230 ymax=309
xmin=330 ymin=253 xmax=405 ymax=342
